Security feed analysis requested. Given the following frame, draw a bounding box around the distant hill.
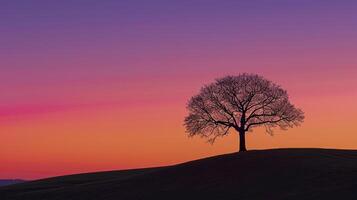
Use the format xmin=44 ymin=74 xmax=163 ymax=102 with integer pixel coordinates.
xmin=1 ymin=148 xmax=357 ymax=200
xmin=0 ymin=180 xmax=24 ymax=187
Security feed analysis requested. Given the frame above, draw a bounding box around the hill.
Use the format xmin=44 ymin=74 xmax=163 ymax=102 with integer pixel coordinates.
xmin=1 ymin=148 xmax=357 ymax=200
xmin=0 ymin=180 xmax=24 ymax=187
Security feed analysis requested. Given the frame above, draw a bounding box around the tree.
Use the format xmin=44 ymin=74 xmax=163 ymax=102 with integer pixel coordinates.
xmin=184 ymin=74 xmax=304 ymax=152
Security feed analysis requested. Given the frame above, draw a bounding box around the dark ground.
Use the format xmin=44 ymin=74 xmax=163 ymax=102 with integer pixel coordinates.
xmin=0 ymin=180 xmax=24 ymax=187
xmin=1 ymin=148 xmax=357 ymax=200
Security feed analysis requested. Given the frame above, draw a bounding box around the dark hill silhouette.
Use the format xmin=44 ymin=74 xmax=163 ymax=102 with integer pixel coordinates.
xmin=0 ymin=180 xmax=24 ymax=187
xmin=1 ymin=148 xmax=357 ymax=200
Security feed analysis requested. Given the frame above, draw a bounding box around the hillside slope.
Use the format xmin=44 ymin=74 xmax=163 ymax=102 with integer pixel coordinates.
xmin=0 ymin=180 xmax=25 ymax=187
xmin=1 ymin=148 xmax=357 ymax=200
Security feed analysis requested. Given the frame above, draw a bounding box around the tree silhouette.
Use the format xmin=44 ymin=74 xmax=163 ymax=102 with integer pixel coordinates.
xmin=184 ymin=74 xmax=304 ymax=152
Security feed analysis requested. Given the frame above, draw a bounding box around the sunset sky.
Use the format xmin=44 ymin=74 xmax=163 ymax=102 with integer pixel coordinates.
xmin=1 ymin=0 xmax=357 ymax=179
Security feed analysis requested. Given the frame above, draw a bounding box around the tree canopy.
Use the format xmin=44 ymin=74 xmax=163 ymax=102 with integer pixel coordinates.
xmin=184 ymin=74 xmax=304 ymax=151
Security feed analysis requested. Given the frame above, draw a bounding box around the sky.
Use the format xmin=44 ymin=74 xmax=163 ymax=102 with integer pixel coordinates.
xmin=1 ymin=0 xmax=357 ymax=179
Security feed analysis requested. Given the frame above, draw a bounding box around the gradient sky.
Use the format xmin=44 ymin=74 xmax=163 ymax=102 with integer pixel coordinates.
xmin=1 ymin=0 xmax=357 ymax=179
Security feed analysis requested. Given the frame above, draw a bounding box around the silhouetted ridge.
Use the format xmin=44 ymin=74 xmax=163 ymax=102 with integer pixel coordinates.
xmin=0 ymin=180 xmax=25 ymax=187
xmin=1 ymin=148 xmax=357 ymax=200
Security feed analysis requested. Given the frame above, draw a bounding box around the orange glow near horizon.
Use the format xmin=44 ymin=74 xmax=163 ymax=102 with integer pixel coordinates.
xmin=1 ymin=73 xmax=357 ymax=179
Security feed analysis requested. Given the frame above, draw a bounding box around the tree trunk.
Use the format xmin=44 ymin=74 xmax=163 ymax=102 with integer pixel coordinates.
xmin=239 ymin=130 xmax=247 ymax=152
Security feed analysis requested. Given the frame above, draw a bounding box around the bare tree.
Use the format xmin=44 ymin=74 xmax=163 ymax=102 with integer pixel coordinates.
xmin=184 ymin=74 xmax=304 ymax=152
